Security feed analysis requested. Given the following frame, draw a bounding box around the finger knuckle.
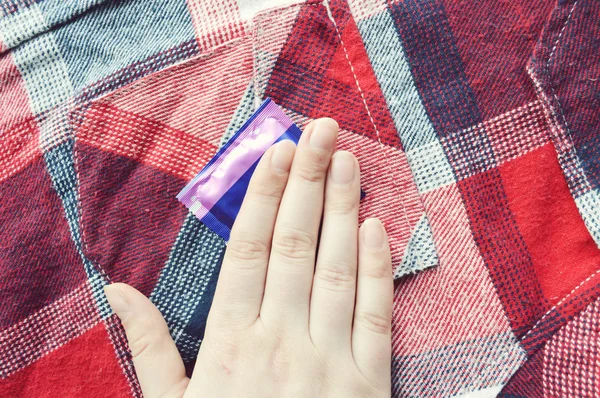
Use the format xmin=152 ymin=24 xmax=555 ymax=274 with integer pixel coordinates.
xmin=272 ymin=228 xmax=315 ymax=261
xmin=129 ymin=335 xmax=152 ymax=360
xmin=359 ymin=261 xmax=391 ymax=280
xmin=247 ymin=183 xmax=283 ymax=204
xmin=128 ymin=330 xmax=170 ymax=361
xmin=295 ymin=160 xmax=328 ymax=183
xmin=356 ymin=310 xmax=391 ymax=335
xmin=325 ymin=195 xmax=359 ymax=216
xmin=314 ymin=260 xmax=356 ymax=292
xmin=226 ymin=239 xmax=269 ymax=268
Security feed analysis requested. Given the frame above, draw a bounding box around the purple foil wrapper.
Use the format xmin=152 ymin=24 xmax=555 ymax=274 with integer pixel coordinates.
xmin=177 ymin=98 xmax=302 ymax=240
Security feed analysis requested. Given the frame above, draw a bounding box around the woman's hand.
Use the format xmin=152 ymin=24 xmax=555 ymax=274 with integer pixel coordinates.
xmin=104 ymin=118 xmax=393 ymax=397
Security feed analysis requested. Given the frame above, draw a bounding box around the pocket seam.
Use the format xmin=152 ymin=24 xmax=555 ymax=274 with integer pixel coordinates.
xmin=72 ymin=34 xmax=253 ymax=285
xmin=324 ymin=0 xmax=436 ymax=274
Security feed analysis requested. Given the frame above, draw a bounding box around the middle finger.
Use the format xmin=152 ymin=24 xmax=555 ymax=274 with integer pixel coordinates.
xmin=260 ymin=118 xmax=338 ymax=329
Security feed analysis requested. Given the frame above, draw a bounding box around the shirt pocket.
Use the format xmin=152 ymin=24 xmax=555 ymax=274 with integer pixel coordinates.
xmin=69 ymin=30 xmax=258 ymax=367
xmin=252 ymin=0 xmax=439 ymax=279
xmin=0 ymin=0 xmax=257 ymax=377
xmin=72 ymin=35 xmax=255 ymax=296
xmin=528 ymin=0 xmax=600 ymax=248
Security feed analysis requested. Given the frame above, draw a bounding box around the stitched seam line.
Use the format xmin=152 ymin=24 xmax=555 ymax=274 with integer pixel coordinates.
xmin=72 ymin=104 xmax=112 ymax=284
xmin=252 ymin=12 xmax=260 ymax=106
xmin=541 ymin=0 xmax=593 ymax=196
xmin=545 ymin=1 xmax=587 ymax=182
xmin=252 ymin=2 xmax=319 ymax=104
xmin=101 ymin=36 xmax=248 ymax=104
xmin=324 ymin=0 xmax=419 ymax=267
xmin=522 ymin=268 xmax=600 ymax=342
xmin=545 ymin=0 xmax=579 ymax=75
xmin=521 ymin=0 xmax=600 ymax=350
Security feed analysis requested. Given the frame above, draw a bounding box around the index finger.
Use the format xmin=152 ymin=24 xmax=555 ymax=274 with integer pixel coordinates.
xmin=208 ymin=140 xmax=296 ymax=330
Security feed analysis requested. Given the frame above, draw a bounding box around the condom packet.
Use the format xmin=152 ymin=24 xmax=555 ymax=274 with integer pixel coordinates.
xmin=177 ymin=98 xmax=302 ymax=241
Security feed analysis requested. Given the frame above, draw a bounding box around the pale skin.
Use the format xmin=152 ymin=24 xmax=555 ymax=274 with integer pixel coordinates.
xmin=104 ymin=118 xmax=393 ymax=398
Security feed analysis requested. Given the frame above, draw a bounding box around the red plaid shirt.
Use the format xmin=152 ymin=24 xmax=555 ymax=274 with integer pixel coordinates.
xmin=0 ymin=0 xmax=598 ymax=396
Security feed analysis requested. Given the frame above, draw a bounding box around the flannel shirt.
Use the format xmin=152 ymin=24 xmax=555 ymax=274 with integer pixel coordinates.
xmin=0 ymin=0 xmax=599 ymax=396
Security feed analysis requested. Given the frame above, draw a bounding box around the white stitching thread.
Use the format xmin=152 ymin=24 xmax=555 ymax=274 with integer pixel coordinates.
xmin=522 ymin=0 xmax=600 ymax=350
xmin=546 ymin=0 xmax=579 ymax=74
xmin=521 ymin=268 xmax=600 ymax=342
xmin=324 ymin=0 xmax=419 ymax=269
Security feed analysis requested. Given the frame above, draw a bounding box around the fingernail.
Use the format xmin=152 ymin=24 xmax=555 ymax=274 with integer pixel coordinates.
xmin=104 ymin=285 xmax=130 ymax=321
xmin=271 ymin=140 xmax=295 ymax=174
xmin=363 ymin=219 xmax=384 ymax=250
xmin=309 ymin=118 xmax=338 ymax=151
xmin=330 ymin=151 xmax=355 ymax=184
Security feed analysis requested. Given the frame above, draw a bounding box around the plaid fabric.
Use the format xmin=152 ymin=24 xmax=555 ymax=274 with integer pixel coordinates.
xmin=501 ymin=296 xmax=600 ymax=398
xmin=0 ymin=0 xmax=598 ymax=397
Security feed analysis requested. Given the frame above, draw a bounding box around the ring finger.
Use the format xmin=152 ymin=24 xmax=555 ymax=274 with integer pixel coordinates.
xmin=309 ymin=151 xmax=360 ymax=350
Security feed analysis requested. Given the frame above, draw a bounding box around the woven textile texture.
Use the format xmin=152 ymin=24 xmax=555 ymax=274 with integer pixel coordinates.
xmin=0 ymin=0 xmax=598 ymax=397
